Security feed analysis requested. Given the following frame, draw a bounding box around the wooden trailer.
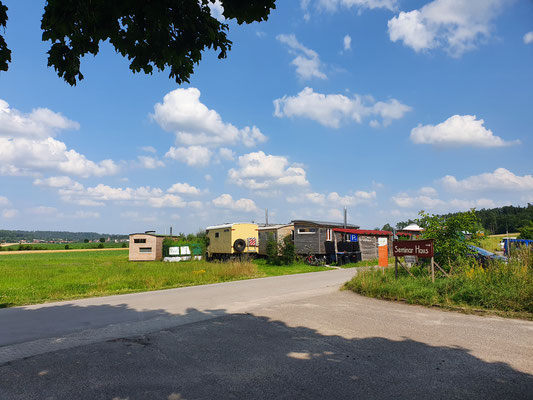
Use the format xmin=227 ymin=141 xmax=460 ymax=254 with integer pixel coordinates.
xmin=206 ymin=223 xmax=259 ymax=260
xmin=292 ymin=220 xmax=359 ymax=256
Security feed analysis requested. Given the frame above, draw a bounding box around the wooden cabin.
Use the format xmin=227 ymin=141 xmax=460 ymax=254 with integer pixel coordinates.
xmin=206 ymin=223 xmax=258 ymax=259
xmin=292 ymin=220 xmax=359 ymax=256
xmin=129 ymin=231 xmax=179 ymax=261
xmin=257 ymin=224 xmax=294 ymax=256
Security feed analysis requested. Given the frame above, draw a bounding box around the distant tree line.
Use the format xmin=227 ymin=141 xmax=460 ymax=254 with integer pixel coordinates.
xmin=0 ymin=230 xmax=128 ymax=243
xmin=390 ymin=204 xmax=533 ymax=235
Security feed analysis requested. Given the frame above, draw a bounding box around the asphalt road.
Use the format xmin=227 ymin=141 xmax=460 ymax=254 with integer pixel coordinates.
xmin=1 ymin=269 xmax=532 ymax=399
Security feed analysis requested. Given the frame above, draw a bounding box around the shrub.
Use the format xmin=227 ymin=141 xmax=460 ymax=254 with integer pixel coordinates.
xmin=97 ymin=243 xmax=104 ymax=249
xmin=64 ymin=244 xmax=70 ymax=250
xmin=417 ymin=210 xmax=481 ymax=269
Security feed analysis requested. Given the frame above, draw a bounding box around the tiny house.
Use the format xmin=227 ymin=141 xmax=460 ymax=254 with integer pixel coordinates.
xmin=257 ymin=224 xmax=294 ymax=256
xmin=206 ymin=223 xmax=259 ymax=259
xmin=292 ymin=220 xmax=359 ymax=256
xmin=129 ymin=231 xmax=179 ymax=261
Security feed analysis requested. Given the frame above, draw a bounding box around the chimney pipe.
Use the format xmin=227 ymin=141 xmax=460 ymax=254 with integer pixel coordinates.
xmin=344 ymin=207 xmax=347 ymax=229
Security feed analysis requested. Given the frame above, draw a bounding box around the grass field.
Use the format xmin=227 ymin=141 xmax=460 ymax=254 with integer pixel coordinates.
xmin=479 ymin=234 xmax=519 ymax=253
xmin=0 ymin=242 xmax=127 ymax=251
xmin=344 ymin=250 xmax=533 ymax=320
xmin=0 ymin=250 xmax=333 ymax=308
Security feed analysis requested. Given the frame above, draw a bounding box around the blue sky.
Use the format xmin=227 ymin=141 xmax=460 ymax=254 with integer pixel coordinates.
xmin=1 ymin=0 xmax=532 ymax=235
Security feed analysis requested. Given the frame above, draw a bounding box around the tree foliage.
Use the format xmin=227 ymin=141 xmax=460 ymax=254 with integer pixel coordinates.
xmin=266 ymin=234 xmax=295 ymax=266
xmin=518 ymin=222 xmax=533 ymax=240
xmin=398 ymin=204 xmax=533 ymax=235
xmin=417 ymin=210 xmax=481 ymax=267
xmin=0 ymin=0 xmax=276 ymax=84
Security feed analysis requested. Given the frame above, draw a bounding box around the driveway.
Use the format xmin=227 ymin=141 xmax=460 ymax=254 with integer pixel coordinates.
xmin=1 ymin=269 xmax=532 ymax=399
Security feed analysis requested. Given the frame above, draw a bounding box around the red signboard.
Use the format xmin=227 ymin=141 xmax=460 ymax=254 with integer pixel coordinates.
xmin=392 ymin=239 xmax=434 ymax=258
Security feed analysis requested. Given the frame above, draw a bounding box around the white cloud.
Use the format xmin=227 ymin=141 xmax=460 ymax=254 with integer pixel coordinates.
xmin=137 ymin=155 xmax=165 ymax=169
xmin=288 ymin=190 xmax=376 ymax=206
xmin=0 ymin=99 xmax=79 ymax=139
xmin=0 ymin=196 xmax=9 ymax=206
xmin=391 ymin=193 xmax=497 ymax=211
xmin=212 ymin=194 xmax=259 ymax=213
xmin=208 ymin=0 xmax=225 ymax=21
xmin=410 ymin=115 xmax=519 ymax=148
xmin=388 ymin=0 xmax=508 ymax=57
xmin=0 ymin=101 xmax=113 ymax=178
xmin=120 ymin=211 xmax=158 ymax=223
xmin=277 ymin=34 xmax=327 ymax=80
xmin=64 ymin=211 xmax=101 ymax=219
xmin=392 ymin=193 xmax=444 ymax=209
xmin=205 ymin=174 xmax=213 ymax=182
xmin=343 ymin=35 xmax=352 ymax=51
xmin=2 ymin=209 xmax=19 ymax=218
xmin=34 ymin=176 xmax=82 ymax=189
xmin=418 ymin=186 xmax=438 ymax=197
xmin=441 ymin=168 xmax=533 ymax=192
xmin=27 ymin=206 xmax=58 ymax=215
xmin=218 ymin=147 xmax=235 ymax=161
xmin=139 ymin=146 xmax=157 ymax=153
xmin=148 ymin=194 xmax=186 ymax=209
xmin=524 ymin=31 xmax=533 ymax=44
xmin=0 ymin=137 xmax=119 ymax=177
xmin=301 ymin=0 xmax=311 ymax=20
xmin=165 ymin=145 xmax=212 ymax=167
xmin=168 ymin=182 xmax=201 ymax=196
xmin=274 ymin=87 xmax=411 ymax=128
xmin=318 ymin=0 xmax=398 ymax=12
xmin=152 ymin=88 xmax=267 ymax=148
xmin=228 ymin=151 xmax=309 ymax=190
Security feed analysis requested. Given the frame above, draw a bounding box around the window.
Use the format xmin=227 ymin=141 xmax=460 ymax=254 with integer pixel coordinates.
xmin=224 ymin=229 xmax=230 ymax=232
xmin=215 ymin=232 xmax=220 ymax=238
xmin=326 ymin=229 xmax=332 ymax=241
xmin=134 ymin=238 xmax=146 ymax=243
xmin=139 ymin=247 xmax=152 ymax=253
xmin=298 ymin=228 xmax=317 ymax=234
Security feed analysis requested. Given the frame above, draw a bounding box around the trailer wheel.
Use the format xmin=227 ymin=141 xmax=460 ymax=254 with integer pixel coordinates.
xmin=233 ymin=239 xmax=246 ymax=253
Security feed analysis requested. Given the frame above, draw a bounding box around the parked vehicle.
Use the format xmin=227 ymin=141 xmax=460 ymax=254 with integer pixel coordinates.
xmin=467 ymin=245 xmax=508 ymax=267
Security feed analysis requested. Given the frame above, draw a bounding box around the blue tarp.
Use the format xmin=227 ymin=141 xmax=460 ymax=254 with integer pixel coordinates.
xmin=502 ymin=238 xmax=533 ymax=255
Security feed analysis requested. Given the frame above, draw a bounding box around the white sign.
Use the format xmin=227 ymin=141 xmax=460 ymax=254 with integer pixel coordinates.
xmin=169 ymin=247 xmax=180 ymax=256
xmin=378 ymin=237 xmax=388 ymax=247
xmin=180 ymin=246 xmax=191 ymax=255
xmin=404 ymin=255 xmax=417 ymax=264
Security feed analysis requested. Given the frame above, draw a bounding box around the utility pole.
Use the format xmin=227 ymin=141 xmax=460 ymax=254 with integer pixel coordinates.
xmin=265 ymin=208 xmax=269 ymax=226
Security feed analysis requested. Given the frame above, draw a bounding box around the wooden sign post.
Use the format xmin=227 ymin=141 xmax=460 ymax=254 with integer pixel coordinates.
xmin=392 ymin=239 xmax=435 ymax=281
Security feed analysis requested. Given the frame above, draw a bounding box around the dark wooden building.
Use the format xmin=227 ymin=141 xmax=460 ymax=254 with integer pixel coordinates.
xmin=291 ymin=220 xmax=359 ymax=256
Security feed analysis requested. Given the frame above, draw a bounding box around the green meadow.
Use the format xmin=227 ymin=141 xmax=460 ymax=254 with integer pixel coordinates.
xmin=0 ymin=250 xmax=333 ymax=308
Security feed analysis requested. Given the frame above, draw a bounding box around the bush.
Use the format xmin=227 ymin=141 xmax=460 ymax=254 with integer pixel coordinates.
xmin=417 ymin=210 xmax=481 ymax=269
xmin=121 ymin=242 xmax=127 ymax=248
xmin=97 ymin=243 xmax=104 ymax=249
xmin=266 ymin=234 xmax=296 ymax=266
xmin=518 ymin=222 xmax=533 ymax=240
xmin=64 ymin=244 xmax=70 ymax=250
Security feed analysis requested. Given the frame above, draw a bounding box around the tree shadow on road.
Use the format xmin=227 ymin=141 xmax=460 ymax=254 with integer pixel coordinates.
xmin=1 ymin=305 xmax=532 ymax=400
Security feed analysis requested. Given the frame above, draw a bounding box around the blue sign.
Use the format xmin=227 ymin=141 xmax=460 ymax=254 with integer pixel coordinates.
xmin=350 ymin=234 xmax=358 ymax=242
